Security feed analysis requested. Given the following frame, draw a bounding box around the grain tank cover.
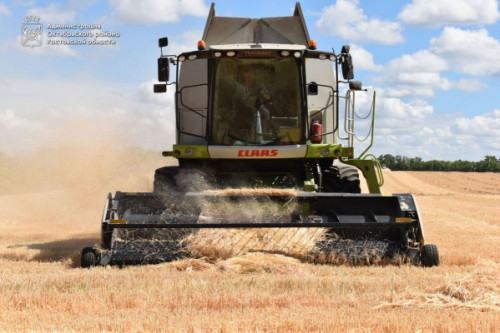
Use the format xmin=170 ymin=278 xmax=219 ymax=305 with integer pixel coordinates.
xmin=202 ymin=2 xmax=311 ymax=47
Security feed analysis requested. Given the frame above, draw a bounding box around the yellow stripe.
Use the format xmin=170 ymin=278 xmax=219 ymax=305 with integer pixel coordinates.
xmin=110 ymin=219 xmax=126 ymax=224
xmin=395 ymin=217 xmax=412 ymax=223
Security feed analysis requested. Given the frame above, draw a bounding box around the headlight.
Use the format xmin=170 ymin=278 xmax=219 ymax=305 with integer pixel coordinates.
xmin=178 ymin=55 xmax=186 ymax=62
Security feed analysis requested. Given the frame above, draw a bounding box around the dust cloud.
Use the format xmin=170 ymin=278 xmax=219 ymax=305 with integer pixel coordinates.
xmin=0 ymin=115 xmax=170 ymax=231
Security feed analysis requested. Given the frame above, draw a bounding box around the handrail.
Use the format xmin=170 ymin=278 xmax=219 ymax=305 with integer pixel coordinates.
xmin=338 ymin=90 xmax=377 ymax=158
xmin=357 ymin=91 xmax=376 ymax=159
xmin=363 ymin=153 xmax=384 ymax=187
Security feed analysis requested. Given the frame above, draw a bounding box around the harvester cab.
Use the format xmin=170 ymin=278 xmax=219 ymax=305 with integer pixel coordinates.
xmin=81 ymin=2 xmax=439 ymax=268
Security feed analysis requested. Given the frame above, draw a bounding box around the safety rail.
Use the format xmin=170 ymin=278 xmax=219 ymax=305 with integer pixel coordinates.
xmin=338 ymin=90 xmax=383 ymax=187
xmin=338 ymin=90 xmax=377 ymax=157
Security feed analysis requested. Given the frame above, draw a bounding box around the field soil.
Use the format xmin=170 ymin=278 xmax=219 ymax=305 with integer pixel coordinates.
xmin=0 ymin=151 xmax=499 ymax=332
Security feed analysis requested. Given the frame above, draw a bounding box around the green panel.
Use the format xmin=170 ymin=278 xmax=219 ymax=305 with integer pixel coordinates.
xmin=305 ymin=144 xmax=354 ymax=158
xmin=171 ymin=145 xmax=210 ymax=159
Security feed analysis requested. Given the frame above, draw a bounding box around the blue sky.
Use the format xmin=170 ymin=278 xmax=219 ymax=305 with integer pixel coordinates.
xmin=0 ymin=0 xmax=499 ymax=160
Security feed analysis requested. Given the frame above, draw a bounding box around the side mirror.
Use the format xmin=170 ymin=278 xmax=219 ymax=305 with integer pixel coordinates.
xmin=154 ymin=84 xmax=167 ymax=93
xmin=156 ymin=37 xmax=170 ymax=94
xmin=349 ymin=81 xmax=364 ymax=91
xmin=158 ymin=37 xmax=168 ymax=48
xmin=158 ymin=57 xmax=170 ymax=82
xmin=340 ymin=45 xmax=354 ymax=80
xmin=308 ymin=82 xmax=318 ymax=95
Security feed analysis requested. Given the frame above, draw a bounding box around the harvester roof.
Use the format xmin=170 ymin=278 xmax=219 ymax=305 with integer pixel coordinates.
xmin=202 ymin=2 xmax=311 ymax=47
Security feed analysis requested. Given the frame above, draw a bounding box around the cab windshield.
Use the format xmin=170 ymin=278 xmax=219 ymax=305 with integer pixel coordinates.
xmin=211 ymin=57 xmax=304 ymax=145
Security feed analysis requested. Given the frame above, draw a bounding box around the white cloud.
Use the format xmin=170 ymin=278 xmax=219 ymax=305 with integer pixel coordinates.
xmin=27 ymin=3 xmax=75 ymax=23
xmin=453 ymin=109 xmax=500 ymax=136
xmin=451 ymin=78 xmax=486 ymax=92
xmin=168 ymin=30 xmax=203 ymax=56
xmin=373 ymin=29 xmax=495 ymax=100
xmin=0 ymin=4 xmax=11 ymax=16
xmin=388 ymin=50 xmax=448 ymax=73
xmin=430 ymin=27 xmax=500 ymax=76
xmin=350 ymin=45 xmax=382 ymax=71
xmin=0 ymin=79 xmax=176 ymax=154
xmin=110 ymin=0 xmax=209 ymax=24
xmin=337 ymin=92 xmax=441 ymax=157
xmin=399 ymin=0 xmax=500 ymax=27
xmin=451 ymin=109 xmax=500 ymax=151
xmin=373 ymin=92 xmax=500 ymax=159
xmin=339 ymin=95 xmax=458 ymax=159
xmin=316 ymin=0 xmax=404 ymax=44
xmin=377 ymin=50 xmax=451 ymax=98
xmin=378 ymin=97 xmax=434 ymax=120
xmin=369 ymin=99 xmax=500 ymax=160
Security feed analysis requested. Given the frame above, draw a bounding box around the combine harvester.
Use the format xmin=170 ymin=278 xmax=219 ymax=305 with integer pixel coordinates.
xmin=81 ymin=3 xmax=439 ymax=267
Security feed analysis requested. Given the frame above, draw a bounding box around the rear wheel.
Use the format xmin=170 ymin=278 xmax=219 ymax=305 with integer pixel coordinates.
xmin=81 ymin=247 xmax=98 ymax=268
xmin=322 ymin=163 xmax=361 ymax=193
xmin=421 ymin=244 xmax=439 ymax=267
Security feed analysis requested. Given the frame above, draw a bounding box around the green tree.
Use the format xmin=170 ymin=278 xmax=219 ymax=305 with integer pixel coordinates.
xmin=377 ymin=155 xmax=500 ymax=172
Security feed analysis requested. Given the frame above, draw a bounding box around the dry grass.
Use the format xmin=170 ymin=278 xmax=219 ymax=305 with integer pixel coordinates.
xmin=1 ymin=149 xmax=499 ymax=332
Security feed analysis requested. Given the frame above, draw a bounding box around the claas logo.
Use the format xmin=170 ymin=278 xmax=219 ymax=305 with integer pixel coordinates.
xmin=237 ymin=149 xmax=278 ymax=157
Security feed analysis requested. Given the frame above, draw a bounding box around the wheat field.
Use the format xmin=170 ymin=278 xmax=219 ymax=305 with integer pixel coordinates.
xmin=0 ymin=147 xmax=499 ymax=332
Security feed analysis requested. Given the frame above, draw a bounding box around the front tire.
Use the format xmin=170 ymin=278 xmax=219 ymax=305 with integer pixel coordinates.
xmin=81 ymin=247 xmax=98 ymax=268
xmin=421 ymin=244 xmax=439 ymax=267
xmin=322 ymin=163 xmax=361 ymax=193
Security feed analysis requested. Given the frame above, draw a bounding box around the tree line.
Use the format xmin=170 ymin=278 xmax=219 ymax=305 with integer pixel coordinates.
xmin=377 ymin=154 xmax=500 ymax=172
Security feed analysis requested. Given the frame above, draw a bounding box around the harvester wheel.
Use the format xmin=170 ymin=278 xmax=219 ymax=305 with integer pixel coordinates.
xmin=81 ymin=247 xmax=98 ymax=268
xmin=323 ymin=163 xmax=361 ymax=193
xmin=421 ymin=244 xmax=439 ymax=267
